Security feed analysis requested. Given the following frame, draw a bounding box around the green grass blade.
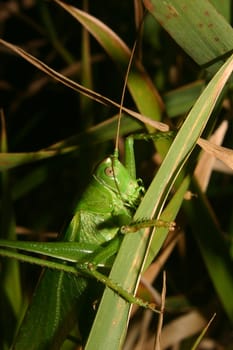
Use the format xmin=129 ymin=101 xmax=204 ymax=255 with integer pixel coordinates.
xmin=191 ymin=313 xmax=216 ymax=350
xmin=0 ymin=115 xmax=141 ymax=171
xmin=145 ymin=174 xmax=191 ymax=269
xmin=85 ymin=52 xmax=233 ymax=350
xmin=211 ymin=0 xmax=231 ymax=21
xmin=0 ymin=112 xmax=22 ymax=348
xmin=144 ymin=0 xmax=233 ymax=75
xmin=0 ymin=240 xmax=99 ymax=262
xmin=38 ymin=0 xmax=74 ymax=64
xmin=163 ymin=81 xmax=205 ymax=118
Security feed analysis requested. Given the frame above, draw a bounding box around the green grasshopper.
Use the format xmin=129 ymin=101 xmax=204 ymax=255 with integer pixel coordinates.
xmin=0 ymin=140 xmax=173 ymax=349
xmin=0 ymin=40 xmax=173 ymax=350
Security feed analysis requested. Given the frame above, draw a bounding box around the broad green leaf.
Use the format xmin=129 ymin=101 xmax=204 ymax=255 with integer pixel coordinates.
xmin=211 ymin=0 xmax=231 ymax=21
xmin=144 ymin=0 xmax=233 ymax=75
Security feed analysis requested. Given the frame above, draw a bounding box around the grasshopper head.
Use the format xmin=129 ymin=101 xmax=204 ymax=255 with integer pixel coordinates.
xmin=93 ymin=156 xmax=144 ymax=209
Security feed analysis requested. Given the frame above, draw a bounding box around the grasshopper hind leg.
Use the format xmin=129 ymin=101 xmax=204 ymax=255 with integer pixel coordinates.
xmin=76 ymin=262 xmax=160 ymax=314
xmin=120 ymin=219 xmax=176 ymax=234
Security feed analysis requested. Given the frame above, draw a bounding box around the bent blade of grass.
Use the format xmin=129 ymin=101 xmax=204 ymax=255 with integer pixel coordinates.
xmin=85 ymin=53 xmax=233 ymax=350
xmin=0 ymin=39 xmax=167 ymax=132
xmin=54 ymin=0 xmax=164 ymax=127
xmin=197 ymin=137 xmax=233 ymax=171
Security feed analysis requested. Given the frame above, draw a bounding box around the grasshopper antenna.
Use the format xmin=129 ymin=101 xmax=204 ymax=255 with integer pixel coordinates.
xmin=114 ymin=39 xmax=138 ymax=158
xmin=114 ymin=13 xmax=146 ymax=158
xmin=111 ymin=15 xmax=145 ymax=206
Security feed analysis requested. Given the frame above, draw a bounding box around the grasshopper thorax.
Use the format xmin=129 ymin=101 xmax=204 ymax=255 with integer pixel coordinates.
xmin=93 ymin=155 xmax=144 ymax=210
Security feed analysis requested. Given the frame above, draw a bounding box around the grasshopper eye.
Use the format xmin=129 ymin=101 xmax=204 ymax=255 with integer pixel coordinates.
xmin=105 ymin=167 xmax=114 ymax=177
